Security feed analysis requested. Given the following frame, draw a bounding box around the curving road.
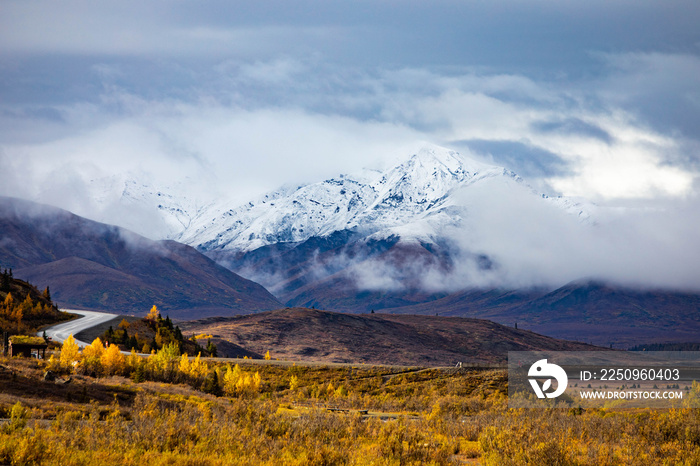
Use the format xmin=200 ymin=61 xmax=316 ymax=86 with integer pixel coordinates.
xmin=39 ymin=309 xmax=118 ymax=348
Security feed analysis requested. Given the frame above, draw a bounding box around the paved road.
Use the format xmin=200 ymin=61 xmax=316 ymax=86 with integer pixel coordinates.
xmin=39 ymin=309 xmax=118 ymax=348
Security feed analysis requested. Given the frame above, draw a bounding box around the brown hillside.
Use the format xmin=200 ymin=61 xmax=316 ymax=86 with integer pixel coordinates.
xmin=0 ymin=196 xmax=281 ymax=318
xmin=181 ymin=308 xmax=603 ymax=365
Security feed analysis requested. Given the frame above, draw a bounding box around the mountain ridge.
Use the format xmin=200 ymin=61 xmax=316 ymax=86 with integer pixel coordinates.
xmin=171 ymin=145 xmax=593 ymax=302
xmin=0 ymin=196 xmax=281 ymax=319
xmin=177 ymin=145 xmax=557 ymax=253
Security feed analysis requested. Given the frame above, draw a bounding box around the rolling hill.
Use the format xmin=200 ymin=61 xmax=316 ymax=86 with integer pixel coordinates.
xmin=0 ymin=197 xmax=281 ymax=319
xmin=180 ymin=307 xmax=602 ymax=365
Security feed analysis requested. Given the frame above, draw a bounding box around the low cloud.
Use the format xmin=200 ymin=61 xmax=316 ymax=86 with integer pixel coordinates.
xmin=349 ymin=259 xmax=407 ymax=292
xmin=334 ymin=191 xmax=700 ymax=294
xmin=437 ymin=181 xmax=700 ymax=291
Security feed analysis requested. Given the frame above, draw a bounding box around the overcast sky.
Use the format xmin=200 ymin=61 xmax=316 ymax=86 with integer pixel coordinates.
xmin=1 ymin=0 xmax=700 ymax=289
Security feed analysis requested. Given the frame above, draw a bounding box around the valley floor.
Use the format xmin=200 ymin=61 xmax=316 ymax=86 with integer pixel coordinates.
xmin=2 ymin=355 xmax=700 ymax=465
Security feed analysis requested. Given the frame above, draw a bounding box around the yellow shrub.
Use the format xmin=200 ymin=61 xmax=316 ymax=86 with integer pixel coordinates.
xmin=189 ymin=353 xmax=208 ymax=379
xmin=222 ymin=364 xmax=261 ymax=396
xmin=101 ymin=344 xmax=126 ymax=376
xmin=82 ymin=338 xmax=105 ymax=374
xmin=59 ymin=335 xmax=81 ymax=372
xmin=178 ymin=353 xmax=190 ymax=374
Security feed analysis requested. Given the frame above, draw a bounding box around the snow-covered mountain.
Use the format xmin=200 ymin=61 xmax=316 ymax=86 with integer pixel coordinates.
xmin=33 ymin=144 xmax=593 ymax=304
xmin=146 ymin=144 xmax=594 ymax=305
xmin=176 ymin=145 xmax=591 ymax=254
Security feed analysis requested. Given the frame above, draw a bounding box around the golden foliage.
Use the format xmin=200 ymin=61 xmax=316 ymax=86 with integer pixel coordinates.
xmin=81 ymin=337 xmax=105 ymax=374
xmin=177 ymin=352 xmax=208 ymax=381
xmin=222 ymin=364 xmax=261 ymax=396
xmin=146 ymin=304 xmax=160 ymax=321
xmin=178 ymin=353 xmax=190 ymax=374
xmin=189 ymin=353 xmax=208 ymax=379
xmin=126 ymin=349 xmax=141 ymax=374
xmin=59 ymin=335 xmax=81 ymax=372
xmin=44 ymin=354 xmax=61 ymax=372
xmin=4 ymin=358 xmax=700 ymax=465
xmin=289 ymin=374 xmax=299 ymax=391
xmin=101 ymin=343 xmax=126 ymax=376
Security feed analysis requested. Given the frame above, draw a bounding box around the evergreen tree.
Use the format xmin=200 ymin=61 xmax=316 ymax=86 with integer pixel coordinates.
xmin=132 ymin=364 xmax=146 ymax=383
xmin=128 ymin=335 xmax=139 ymax=351
xmin=202 ymin=369 xmax=222 ymax=396
xmin=206 ymin=339 xmax=218 ymax=357
xmin=42 ymin=286 xmax=51 ymax=303
xmin=0 ymin=270 xmax=10 ymax=292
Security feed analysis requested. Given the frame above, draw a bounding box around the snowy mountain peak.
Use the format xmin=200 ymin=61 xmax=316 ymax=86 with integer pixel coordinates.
xmin=386 ymin=145 xmax=488 ymax=179
xmin=404 ymin=144 xmax=498 ymax=173
xmin=411 ymin=145 xmax=464 ymax=171
xmin=175 ymin=144 xmax=551 ymax=253
xmin=370 ymin=145 xmax=503 ymax=210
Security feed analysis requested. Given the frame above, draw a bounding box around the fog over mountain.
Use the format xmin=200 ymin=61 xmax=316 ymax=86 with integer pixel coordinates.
xmin=196 ymin=145 xmax=699 ymax=294
xmin=0 ymin=196 xmax=281 ymax=318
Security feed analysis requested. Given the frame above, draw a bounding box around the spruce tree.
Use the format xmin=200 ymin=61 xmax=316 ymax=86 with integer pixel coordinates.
xmin=128 ymin=335 xmax=139 ymax=351
xmin=202 ymin=369 xmax=222 ymax=396
xmin=206 ymin=339 xmax=218 ymax=357
xmin=0 ymin=270 xmax=9 ymax=292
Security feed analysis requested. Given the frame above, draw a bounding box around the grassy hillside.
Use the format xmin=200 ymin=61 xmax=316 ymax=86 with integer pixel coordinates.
xmin=0 ymin=196 xmax=281 ymax=319
xmin=181 ymin=307 xmax=601 ymax=365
